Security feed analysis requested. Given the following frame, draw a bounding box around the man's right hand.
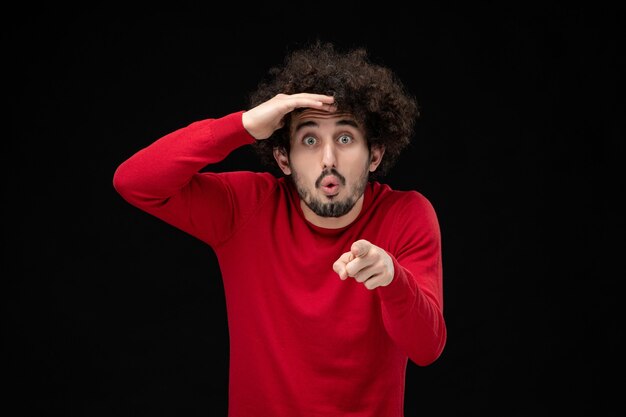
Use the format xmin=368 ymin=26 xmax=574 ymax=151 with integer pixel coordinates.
xmin=242 ymin=93 xmax=335 ymax=140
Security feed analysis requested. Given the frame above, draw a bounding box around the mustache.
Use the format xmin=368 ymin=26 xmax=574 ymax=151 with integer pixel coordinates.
xmin=315 ymin=168 xmax=346 ymax=188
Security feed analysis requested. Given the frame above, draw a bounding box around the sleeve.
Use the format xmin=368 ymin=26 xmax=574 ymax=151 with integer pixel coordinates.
xmin=377 ymin=192 xmax=447 ymax=366
xmin=112 ymin=111 xmax=275 ymax=247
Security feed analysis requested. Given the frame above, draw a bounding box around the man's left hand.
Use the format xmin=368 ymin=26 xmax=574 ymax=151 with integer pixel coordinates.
xmin=333 ymin=239 xmax=395 ymax=290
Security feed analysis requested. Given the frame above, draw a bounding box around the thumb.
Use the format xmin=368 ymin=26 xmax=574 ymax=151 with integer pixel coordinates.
xmin=351 ymin=239 xmax=371 ymax=258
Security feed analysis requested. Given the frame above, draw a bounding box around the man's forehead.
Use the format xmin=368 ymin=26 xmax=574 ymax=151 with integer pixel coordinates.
xmin=291 ymin=108 xmax=357 ymax=123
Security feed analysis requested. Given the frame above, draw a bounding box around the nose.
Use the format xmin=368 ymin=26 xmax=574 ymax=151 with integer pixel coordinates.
xmin=321 ymin=141 xmax=337 ymax=169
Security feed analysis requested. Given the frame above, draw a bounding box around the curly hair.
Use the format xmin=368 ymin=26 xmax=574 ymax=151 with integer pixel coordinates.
xmin=247 ymin=41 xmax=420 ymax=178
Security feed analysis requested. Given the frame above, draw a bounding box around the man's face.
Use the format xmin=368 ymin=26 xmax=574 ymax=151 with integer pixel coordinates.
xmin=274 ymin=109 xmax=383 ymax=220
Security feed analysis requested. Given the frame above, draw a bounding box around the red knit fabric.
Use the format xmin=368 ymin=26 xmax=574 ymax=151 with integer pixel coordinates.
xmin=113 ymin=111 xmax=446 ymax=417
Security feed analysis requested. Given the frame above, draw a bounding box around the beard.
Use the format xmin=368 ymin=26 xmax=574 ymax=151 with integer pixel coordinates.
xmin=291 ymin=165 xmax=370 ymax=218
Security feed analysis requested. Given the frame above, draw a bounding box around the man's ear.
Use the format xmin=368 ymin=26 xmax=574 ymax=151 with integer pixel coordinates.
xmin=368 ymin=145 xmax=385 ymax=172
xmin=273 ymin=147 xmax=291 ymax=175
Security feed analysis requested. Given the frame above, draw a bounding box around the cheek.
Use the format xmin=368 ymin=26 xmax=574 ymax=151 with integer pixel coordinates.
xmin=289 ymin=159 xmax=316 ymax=183
xmin=342 ymin=153 xmax=371 ymax=175
xmin=289 ymin=152 xmax=316 ymax=172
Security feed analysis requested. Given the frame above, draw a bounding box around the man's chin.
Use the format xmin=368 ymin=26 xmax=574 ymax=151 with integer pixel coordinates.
xmin=310 ymin=199 xmax=355 ymax=218
xmin=319 ymin=188 xmax=341 ymax=199
xmin=322 ymin=193 xmax=340 ymax=201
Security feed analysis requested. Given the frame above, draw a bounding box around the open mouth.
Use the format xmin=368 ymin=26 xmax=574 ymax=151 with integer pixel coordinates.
xmin=319 ymin=176 xmax=340 ymax=196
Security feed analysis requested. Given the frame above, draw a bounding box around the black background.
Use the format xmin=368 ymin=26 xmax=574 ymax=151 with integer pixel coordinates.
xmin=5 ymin=4 xmax=624 ymax=417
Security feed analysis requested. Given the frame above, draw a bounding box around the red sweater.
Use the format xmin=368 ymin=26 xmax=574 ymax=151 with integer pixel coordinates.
xmin=113 ymin=111 xmax=446 ymax=417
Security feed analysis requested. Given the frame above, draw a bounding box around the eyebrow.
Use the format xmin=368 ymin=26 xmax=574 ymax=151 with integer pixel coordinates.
xmin=293 ymin=119 xmax=359 ymax=133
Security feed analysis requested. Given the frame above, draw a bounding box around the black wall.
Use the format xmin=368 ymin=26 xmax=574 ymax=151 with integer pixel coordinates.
xmin=5 ymin=5 xmax=623 ymax=416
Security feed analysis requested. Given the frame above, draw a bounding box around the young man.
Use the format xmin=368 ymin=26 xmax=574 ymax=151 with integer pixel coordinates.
xmin=113 ymin=41 xmax=446 ymax=417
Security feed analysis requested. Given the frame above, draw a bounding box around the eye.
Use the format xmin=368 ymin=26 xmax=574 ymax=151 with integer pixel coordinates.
xmin=303 ymin=136 xmax=317 ymax=146
xmin=338 ymin=134 xmax=352 ymax=144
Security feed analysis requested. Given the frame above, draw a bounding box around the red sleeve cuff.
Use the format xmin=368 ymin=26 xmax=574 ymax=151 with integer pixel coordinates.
xmin=212 ymin=110 xmax=256 ymax=146
xmin=377 ymin=252 xmax=417 ymax=311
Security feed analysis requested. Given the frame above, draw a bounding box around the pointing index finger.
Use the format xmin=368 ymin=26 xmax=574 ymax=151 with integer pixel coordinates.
xmin=351 ymin=239 xmax=371 ymax=258
xmin=333 ymin=251 xmax=354 ymax=280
